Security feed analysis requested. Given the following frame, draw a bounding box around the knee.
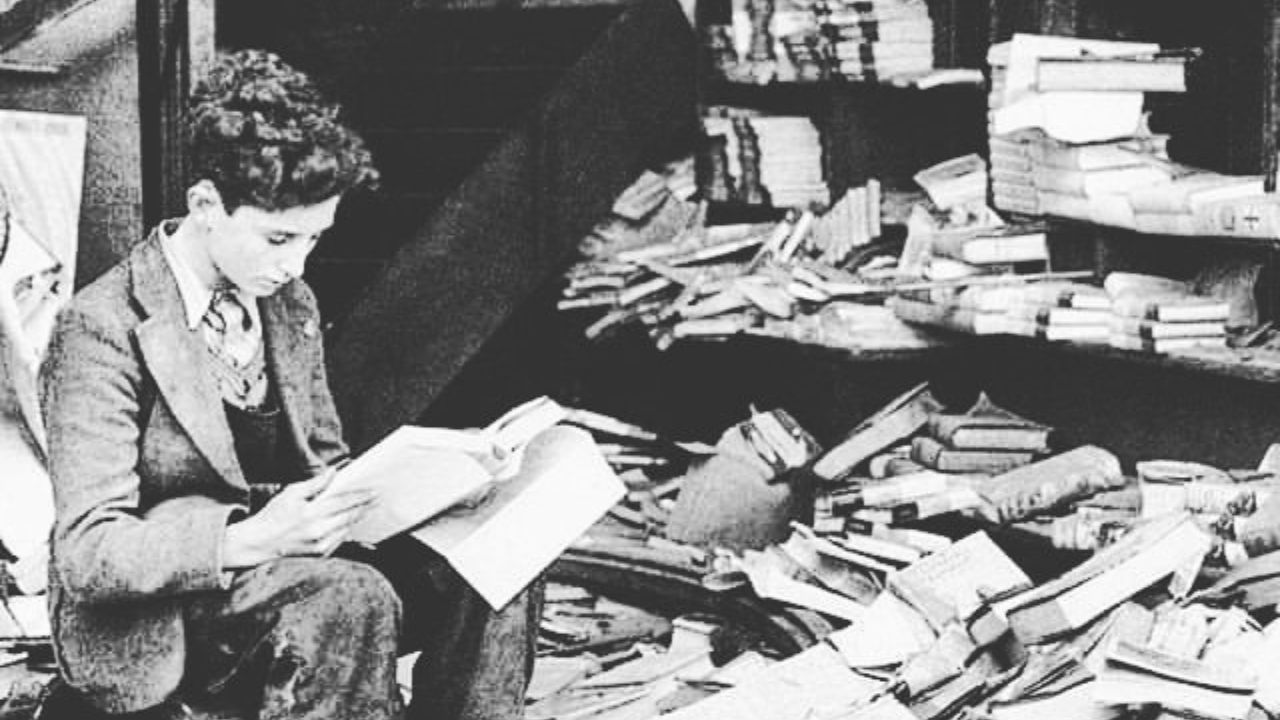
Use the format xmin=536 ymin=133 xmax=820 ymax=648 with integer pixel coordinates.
xmin=276 ymin=557 xmax=403 ymax=637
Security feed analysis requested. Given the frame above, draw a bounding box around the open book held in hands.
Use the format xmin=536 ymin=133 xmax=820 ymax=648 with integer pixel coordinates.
xmin=319 ymin=395 xmax=572 ymax=546
xmin=319 ymin=398 xmax=625 ymax=608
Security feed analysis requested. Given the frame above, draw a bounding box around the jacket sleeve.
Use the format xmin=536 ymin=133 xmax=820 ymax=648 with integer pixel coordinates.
xmin=41 ymin=304 xmax=238 ymax=603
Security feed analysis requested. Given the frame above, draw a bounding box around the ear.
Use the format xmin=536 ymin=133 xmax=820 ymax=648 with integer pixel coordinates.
xmin=186 ymin=180 xmax=225 ymax=220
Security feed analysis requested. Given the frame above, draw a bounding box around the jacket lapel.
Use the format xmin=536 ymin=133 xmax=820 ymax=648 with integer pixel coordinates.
xmin=261 ymin=285 xmax=321 ymax=470
xmin=129 ymin=234 xmax=248 ymax=491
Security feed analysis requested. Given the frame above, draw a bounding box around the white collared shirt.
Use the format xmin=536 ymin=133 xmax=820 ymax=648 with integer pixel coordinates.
xmin=157 ymin=219 xmax=262 ymax=335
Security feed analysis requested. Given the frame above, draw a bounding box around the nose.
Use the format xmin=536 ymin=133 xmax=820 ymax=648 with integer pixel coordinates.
xmin=279 ymin=243 xmax=310 ymax=280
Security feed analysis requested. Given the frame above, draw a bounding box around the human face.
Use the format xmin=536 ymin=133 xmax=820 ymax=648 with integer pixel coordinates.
xmin=205 ymin=195 xmax=340 ymax=297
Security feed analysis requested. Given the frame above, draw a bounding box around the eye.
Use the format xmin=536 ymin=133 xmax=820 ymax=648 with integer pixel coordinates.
xmin=266 ymin=232 xmax=321 ymax=247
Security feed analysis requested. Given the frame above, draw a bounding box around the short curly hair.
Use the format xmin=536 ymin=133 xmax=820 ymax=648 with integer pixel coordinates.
xmin=187 ymin=49 xmax=379 ymax=212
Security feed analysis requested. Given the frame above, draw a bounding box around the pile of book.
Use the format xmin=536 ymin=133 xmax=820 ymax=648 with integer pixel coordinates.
xmin=1105 ymin=272 xmax=1231 ymax=353
xmin=887 ymin=277 xmax=1107 ymax=341
xmin=988 ymin=34 xmax=1187 ymax=147
xmin=989 ymin=128 xmax=1175 ymax=225
xmin=908 ymin=393 xmax=1051 ymax=475
xmin=985 ymin=34 xmax=1280 ymax=241
xmin=986 ymin=34 xmax=1186 ymax=221
xmin=805 ymin=0 xmax=935 ymax=83
xmin=559 ymin=165 xmax=970 ymax=353
xmin=716 ymin=0 xmax=939 ymax=85
xmin=702 ymin=111 xmax=829 ymax=208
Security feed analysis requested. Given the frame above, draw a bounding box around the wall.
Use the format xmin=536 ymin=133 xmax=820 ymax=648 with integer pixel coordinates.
xmin=0 ymin=0 xmax=143 ymax=288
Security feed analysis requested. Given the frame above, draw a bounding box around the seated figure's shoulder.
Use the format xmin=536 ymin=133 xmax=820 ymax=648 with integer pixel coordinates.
xmin=60 ymin=262 xmax=136 ymax=334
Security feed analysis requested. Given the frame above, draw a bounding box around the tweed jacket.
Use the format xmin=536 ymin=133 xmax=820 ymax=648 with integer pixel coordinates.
xmin=40 ymin=229 xmax=349 ymax=713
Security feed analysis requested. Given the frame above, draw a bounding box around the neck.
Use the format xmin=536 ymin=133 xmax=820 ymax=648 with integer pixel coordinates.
xmin=169 ymin=215 xmax=223 ymax=290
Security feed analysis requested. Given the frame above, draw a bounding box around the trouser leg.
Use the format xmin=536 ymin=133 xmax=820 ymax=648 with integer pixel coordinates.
xmin=182 ymin=556 xmax=404 ymax=720
xmin=356 ymin=535 xmax=544 ymax=720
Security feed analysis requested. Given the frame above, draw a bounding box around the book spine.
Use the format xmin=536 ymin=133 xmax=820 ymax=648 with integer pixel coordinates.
xmin=1195 ymin=196 xmax=1280 ymax=238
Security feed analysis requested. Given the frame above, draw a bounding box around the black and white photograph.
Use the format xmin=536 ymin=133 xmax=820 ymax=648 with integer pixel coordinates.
xmin=4 ymin=1 xmax=1280 ymax=719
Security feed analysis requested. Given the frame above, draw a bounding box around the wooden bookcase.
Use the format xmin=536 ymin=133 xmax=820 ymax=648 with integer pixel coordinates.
xmin=549 ymin=0 xmax=1280 ymax=470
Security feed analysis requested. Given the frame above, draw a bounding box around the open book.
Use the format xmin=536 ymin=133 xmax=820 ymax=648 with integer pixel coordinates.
xmin=321 ymin=396 xmax=571 ymax=545
xmin=318 ymin=397 xmax=626 ymax=607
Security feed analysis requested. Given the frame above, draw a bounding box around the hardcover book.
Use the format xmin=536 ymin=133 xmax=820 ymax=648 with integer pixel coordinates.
xmin=1034 ymin=55 xmax=1189 ymax=93
xmin=910 ymin=436 xmax=1036 ymax=474
xmin=886 ymin=531 xmax=1032 ymax=631
xmin=813 ymin=382 xmax=945 ymax=480
xmin=975 ymin=445 xmax=1125 ymax=525
xmin=924 ymin=393 xmax=1051 ymax=452
xmin=995 ymin=513 xmax=1212 ymax=644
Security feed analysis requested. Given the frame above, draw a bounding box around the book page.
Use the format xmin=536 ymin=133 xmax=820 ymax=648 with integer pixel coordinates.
xmin=887 ymin=531 xmax=1031 ymax=630
xmin=412 ymin=426 xmax=626 ymax=609
xmin=661 ymin=644 xmax=880 ymax=720
xmin=485 ymin=395 xmax=569 ymax=454
xmin=323 ymin=426 xmax=497 ymax=545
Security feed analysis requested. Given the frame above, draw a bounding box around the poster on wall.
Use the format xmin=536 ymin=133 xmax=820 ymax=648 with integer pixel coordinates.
xmin=0 ymin=108 xmax=87 ymax=593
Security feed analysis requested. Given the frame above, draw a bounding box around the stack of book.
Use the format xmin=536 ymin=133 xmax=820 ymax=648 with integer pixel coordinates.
xmin=1129 ymin=169 xmax=1269 ymax=236
xmin=988 ymin=34 xmax=1186 ymax=144
xmin=986 ymin=34 xmax=1191 ymax=223
xmin=808 ymin=179 xmax=882 ymax=264
xmin=1105 ymin=273 xmax=1230 ymax=353
xmin=1004 ymin=280 xmax=1111 ymax=343
xmin=989 ymin=130 xmax=1041 ymax=216
xmin=703 ymin=112 xmax=830 ymax=208
xmin=722 ymin=0 xmax=935 ymax=84
xmin=988 ymin=128 xmax=1175 ymax=226
xmin=908 ymin=394 xmax=1051 ymax=475
xmin=815 ymin=0 xmax=935 ymax=82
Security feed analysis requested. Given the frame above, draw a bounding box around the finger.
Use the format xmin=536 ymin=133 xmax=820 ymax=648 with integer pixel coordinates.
xmin=311 ymin=489 xmax=374 ymax=515
xmin=300 ymin=467 xmax=340 ymax=500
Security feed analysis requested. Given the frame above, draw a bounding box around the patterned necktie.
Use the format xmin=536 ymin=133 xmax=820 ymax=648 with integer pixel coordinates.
xmin=203 ymin=288 xmax=258 ymax=368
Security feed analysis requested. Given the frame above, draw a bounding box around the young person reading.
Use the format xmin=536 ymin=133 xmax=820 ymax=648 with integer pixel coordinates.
xmin=40 ymin=49 xmax=540 ymax=720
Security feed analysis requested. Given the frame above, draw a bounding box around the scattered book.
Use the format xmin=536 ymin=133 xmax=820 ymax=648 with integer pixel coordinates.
xmin=995 ymin=513 xmax=1212 ymax=644
xmin=813 ymin=383 xmax=945 ymax=481
xmin=975 ymin=445 xmax=1124 ymax=525
xmin=887 ymin=531 xmax=1032 ymax=631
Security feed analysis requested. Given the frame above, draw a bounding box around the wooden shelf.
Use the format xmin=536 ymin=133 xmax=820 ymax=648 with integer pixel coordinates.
xmin=1049 ymin=216 xmax=1280 ymax=253
xmin=974 ymin=334 xmax=1280 ymax=384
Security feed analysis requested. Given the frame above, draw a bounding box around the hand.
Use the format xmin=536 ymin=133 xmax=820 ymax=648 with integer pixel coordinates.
xmin=221 ymin=469 xmax=373 ymax=569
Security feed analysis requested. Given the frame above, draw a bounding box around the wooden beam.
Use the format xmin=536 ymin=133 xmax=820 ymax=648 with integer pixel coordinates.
xmin=136 ymin=0 xmax=216 ymax=227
